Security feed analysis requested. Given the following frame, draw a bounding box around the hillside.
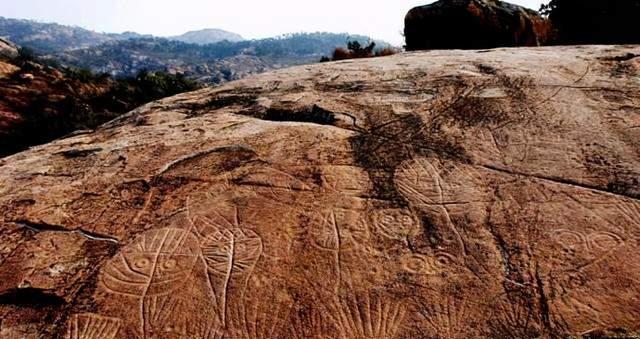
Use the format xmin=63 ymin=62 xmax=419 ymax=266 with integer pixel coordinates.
xmin=0 ymin=18 xmax=387 ymax=85
xmin=0 ymin=17 xmax=241 ymax=53
xmin=0 ymin=17 xmax=147 ymax=53
xmin=51 ymin=33 xmax=379 ymax=84
xmin=0 ymin=48 xmax=200 ymax=157
xmin=170 ymin=28 xmax=244 ymax=44
xmin=0 ymin=45 xmax=638 ymax=338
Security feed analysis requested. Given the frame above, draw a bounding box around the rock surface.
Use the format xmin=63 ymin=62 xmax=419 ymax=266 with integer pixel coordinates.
xmin=0 ymin=37 xmax=18 ymax=59
xmin=405 ymin=0 xmax=550 ymax=50
xmin=0 ymin=45 xmax=640 ymax=338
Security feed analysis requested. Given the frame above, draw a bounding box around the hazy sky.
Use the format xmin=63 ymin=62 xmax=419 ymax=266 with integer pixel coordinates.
xmin=2 ymin=0 xmax=546 ymax=45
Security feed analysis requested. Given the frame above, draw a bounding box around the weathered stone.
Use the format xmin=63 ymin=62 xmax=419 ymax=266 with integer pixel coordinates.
xmin=405 ymin=0 xmax=550 ymax=50
xmin=0 ymin=37 xmax=18 ymax=59
xmin=0 ymin=45 xmax=639 ymax=338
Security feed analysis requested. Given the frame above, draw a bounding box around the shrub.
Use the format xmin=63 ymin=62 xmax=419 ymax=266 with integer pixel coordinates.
xmin=322 ymin=40 xmax=397 ymax=62
xmin=331 ymin=47 xmax=352 ymax=61
xmin=375 ymin=47 xmax=399 ymax=57
xmin=16 ymin=47 xmax=35 ymax=62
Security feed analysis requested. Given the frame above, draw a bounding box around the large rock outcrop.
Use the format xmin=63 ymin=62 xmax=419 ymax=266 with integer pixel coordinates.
xmin=0 ymin=45 xmax=639 ymax=338
xmin=405 ymin=0 xmax=550 ymax=50
xmin=0 ymin=37 xmax=18 ymax=59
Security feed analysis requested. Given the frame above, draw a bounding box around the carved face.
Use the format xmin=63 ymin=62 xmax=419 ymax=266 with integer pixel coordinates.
xmin=101 ymin=228 xmax=200 ymax=297
xmin=201 ymin=228 xmax=263 ymax=276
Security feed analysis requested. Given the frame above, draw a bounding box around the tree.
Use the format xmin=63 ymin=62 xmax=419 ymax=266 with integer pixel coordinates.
xmin=540 ymin=0 xmax=640 ymax=44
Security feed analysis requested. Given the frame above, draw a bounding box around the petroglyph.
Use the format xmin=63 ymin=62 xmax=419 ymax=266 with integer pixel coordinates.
xmin=371 ymin=208 xmax=420 ymax=240
xmin=67 ymin=313 xmax=121 ymax=339
xmin=551 ymin=229 xmax=625 ymax=253
xmin=100 ymin=228 xmax=200 ymax=338
xmin=185 ymin=317 xmax=223 ymax=339
xmin=101 ymin=228 xmax=200 ymax=297
xmin=400 ymin=252 xmax=459 ymax=275
xmin=185 ymin=193 xmax=266 ymax=325
xmin=226 ymin=293 xmax=293 ymax=339
xmin=489 ymin=296 xmax=544 ymax=338
xmin=310 ymin=209 xmax=370 ymax=292
xmin=3 ymin=46 xmax=640 ymax=338
xmin=201 ymin=226 xmax=263 ymax=324
xmin=326 ymin=291 xmax=407 ymax=339
xmin=416 ymin=296 xmax=469 ymax=339
xmin=587 ymin=232 xmax=625 ymax=251
xmin=289 ymin=306 xmax=335 ymax=339
xmin=395 ymin=157 xmax=489 ymax=256
xmin=401 ymin=254 xmax=434 ymax=274
xmin=234 ymin=167 xmax=312 ymax=192
xmin=310 ymin=209 xmax=369 ymax=252
xmin=320 ymin=166 xmax=371 ymax=196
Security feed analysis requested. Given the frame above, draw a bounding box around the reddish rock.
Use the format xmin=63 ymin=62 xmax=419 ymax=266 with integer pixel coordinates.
xmin=0 ymin=45 xmax=639 ymax=338
xmin=405 ymin=0 xmax=551 ymax=50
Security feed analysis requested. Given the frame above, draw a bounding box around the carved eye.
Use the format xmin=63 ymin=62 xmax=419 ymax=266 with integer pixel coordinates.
xmin=134 ymin=258 xmax=150 ymax=269
xmin=162 ymin=259 xmax=177 ymax=270
xmin=381 ymin=215 xmax=395 ymax=224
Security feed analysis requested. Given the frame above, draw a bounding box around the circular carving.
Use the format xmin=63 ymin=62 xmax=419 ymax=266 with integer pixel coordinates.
xmin=372 ymin=209 xmax=420 ymax=240
xmin=432 ymin=252 xmax=457 ymax=270
xmin=401 ymin=254 xmax=433 ymax=274
xmin=588 ymin=232 xmax=623 ymax=251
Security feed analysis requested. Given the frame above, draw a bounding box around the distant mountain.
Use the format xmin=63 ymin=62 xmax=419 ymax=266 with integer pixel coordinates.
xmin=52 ymin=33 xmax=381 ymax=84
xmin=0 ymin=17 xmax=244 ymax=53
xmin=0 ymin=17 xmax=126 ymax=52
xmin=107 ymin=31 xmax=153 ymax=40
xmin=0 ymin=17 xmax=391 ymax=86
xmin=169 ymin=28 xmax=244 ymax=45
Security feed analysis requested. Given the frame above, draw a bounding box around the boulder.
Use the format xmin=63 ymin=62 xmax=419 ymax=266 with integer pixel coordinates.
xmin=0 ymin=45 xmax=639 ymax=338
xmin=0 ymin=37 xmax=18 ymax=59
xmin=405 ymin=0 xmax=550 ymax=50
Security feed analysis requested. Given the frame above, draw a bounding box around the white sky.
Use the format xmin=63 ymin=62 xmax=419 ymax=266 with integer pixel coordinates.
xmin=1 ymin=0 xmax=547 ymax=45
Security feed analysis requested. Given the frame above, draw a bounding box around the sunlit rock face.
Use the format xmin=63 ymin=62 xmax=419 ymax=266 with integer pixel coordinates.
xmin=0 ymin=38 xmax=18 ymax=59
xmin=0 ymin=45 xmax=639 ymax=338
xmin=404 ymin=0 xmax=550 ymax=50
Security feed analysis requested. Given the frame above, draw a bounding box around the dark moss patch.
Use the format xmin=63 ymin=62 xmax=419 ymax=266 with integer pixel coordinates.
xmin=600 ymin=53 xmax=639 ymax=62
xmin=241 ymin=105 xmax=337 ymax=126
xmin=263 ymin=106 xmax=336 ymax=125
xmin=182 ymin=92 xmax=259 ymax=117
xmin=476 ymin=63 xmax=498 ymax=75
xmin=315 ymin=81 xmax=367 ymax=93
xmin=203 ymin=94 xmax=258 ymax=111
xmin=350 ymin=112 xmax=469 ymax=206
xmin=56 ymin=148 xmax=102 ymax=158
xmin=0 ymin=288 xmax=66 ymax=308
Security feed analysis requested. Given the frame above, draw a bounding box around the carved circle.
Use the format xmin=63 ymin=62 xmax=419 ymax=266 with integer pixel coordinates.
xmin=551 ymin=230 xmax=586 ymax=252
xmin=432 ymin=252 xmax=457 ymax=270
xmin=401 ymin=254 xmax=433 ymax=274
xmin=372 ymin=209 xmax=420 ymax=240
xmin=588 ymin=232 xmax=623 ymax=251
xmin=134 ymin=258 xmax=151 ymax=270
xmin=162 ymin=259 xmax=177 ymax=270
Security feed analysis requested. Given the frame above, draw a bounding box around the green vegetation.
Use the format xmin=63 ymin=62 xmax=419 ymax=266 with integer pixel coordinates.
xmin=95 ymin=70 xmax=200 ymax=113
xmin=55 ymin=33 xmax=381 ymax=82
xmin=0 ymin=55 xmax=200 ymax=157
xmin=321 ymin=40 xmax=398 ymax=62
